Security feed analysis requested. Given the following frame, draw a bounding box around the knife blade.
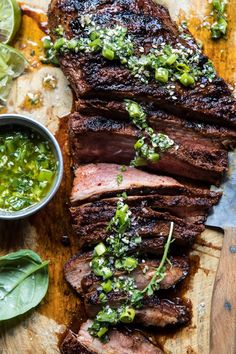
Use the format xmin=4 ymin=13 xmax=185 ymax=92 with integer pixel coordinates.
xmin=206 ymin=151 xmax=236 ymax=354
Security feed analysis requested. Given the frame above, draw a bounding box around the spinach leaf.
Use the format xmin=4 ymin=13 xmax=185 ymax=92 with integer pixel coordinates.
xmin=0 ymin=249 xmax=49 ymax=321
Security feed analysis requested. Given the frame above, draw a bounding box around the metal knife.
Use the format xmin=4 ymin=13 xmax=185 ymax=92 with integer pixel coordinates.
xmin=206 ymin=151 xmax=236 ymax=354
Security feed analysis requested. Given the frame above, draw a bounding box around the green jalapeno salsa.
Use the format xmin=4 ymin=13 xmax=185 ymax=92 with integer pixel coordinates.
xmin=0 ymin=127 xmax=58 ymax=212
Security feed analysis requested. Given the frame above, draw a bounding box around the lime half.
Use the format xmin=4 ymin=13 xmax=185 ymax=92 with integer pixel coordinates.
xmin=0 ymin=0 xmax=21 ymax=44
xmin=0 ymin=43 xmax=27 ymax=103
xmin=0 ymin=43 xmax=27 ymax=77
xmin=0 ymin=75 xmax=12 ymax=102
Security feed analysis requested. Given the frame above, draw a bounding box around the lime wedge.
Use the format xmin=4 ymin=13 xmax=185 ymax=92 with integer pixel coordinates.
xmin=0 ymin=43 xmax=27 ymax=103
xmin=0 ymin=0 xmax=21 ymax=44
xmin=0 ymin=75 xmax=12 ymax=102
xmin=0 ymin=43 xmax=27 ymax=77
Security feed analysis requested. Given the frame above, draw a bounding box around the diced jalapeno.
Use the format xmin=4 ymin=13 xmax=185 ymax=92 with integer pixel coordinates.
xmin=102 ymin=48 xmax=115 ymax=60
xmin=123 ymin=257 xmax=138 ymax=272
xmin=155 ymin=67 xmax=169 ymax=83
xmin=119 ymin=307 xmax=136 ymax=323
xmin=179 ymin=72 xmax=195 ymax=86
xmin=94 ymin=242 xmax=107 ymax=256
xmin=53 ymin=38 xmax=66 ymax=50
xmin=101 ymin=280 xmax=113 ymax=293
xmin=166 ymin=54 xmax=178 ymax=65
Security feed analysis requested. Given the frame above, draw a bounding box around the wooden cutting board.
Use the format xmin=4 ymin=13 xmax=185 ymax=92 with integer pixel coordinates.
xmin=0 ymin=0 xmax=235 ymax=353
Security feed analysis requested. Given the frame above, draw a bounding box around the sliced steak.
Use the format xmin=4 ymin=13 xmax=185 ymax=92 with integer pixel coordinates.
xmin=61 ymin=320 xmax=163 ymax=354
xmin=70 ymin=191 xmax=221 ymax=221
xmin=48 ymin=0 xmax=236 ymax=128
xmin=79 ymin=235 xmax=188 ymax=257
xmin=61 ymin=330 xmax=91 ymax=354
xmin=76 ymin=98 xmax=236 ymax=150
xmin=70 ymin=163 xmax=187 ymax=204
xmin=71 ymin=208 xmax=204 ymax=249
xmin=77 ymin=224 xmax=202 ymax=250
xmin=140 ymin=236 xmax=181 ymax=255
xmin=135 ymin=296 xmax=191 ymax=327
xmin=64 ymin=252 xmax=93 ymax=294
xmin=75 ymin=218 xmax=203 ymax=250
xmin=81 ymin=256 xmax=189 ymax=294
xmin=69 ymin=113 xmax=228 ymax=184
xmin=64 ymin=252 xmax=189 ymax=295
xmin=84 ymin=292 xmax=191 ymax=327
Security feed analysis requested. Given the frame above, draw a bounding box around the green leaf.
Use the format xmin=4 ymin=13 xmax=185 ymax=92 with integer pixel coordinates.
xmin=0 ymin=249 xmax=49 ymax=321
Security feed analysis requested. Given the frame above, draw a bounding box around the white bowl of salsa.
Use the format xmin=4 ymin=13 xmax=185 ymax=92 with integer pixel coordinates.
xmin=0 ymin=114 xmax=63 ymax=220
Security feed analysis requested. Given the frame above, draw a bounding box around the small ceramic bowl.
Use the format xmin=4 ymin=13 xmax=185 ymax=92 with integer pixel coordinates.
xmin=0 ymin=114 xmax=63 ymax=220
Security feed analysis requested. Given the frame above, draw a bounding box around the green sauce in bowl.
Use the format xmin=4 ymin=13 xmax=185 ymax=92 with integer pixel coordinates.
xmin=0 ymin=127 xmax=58 ymax=211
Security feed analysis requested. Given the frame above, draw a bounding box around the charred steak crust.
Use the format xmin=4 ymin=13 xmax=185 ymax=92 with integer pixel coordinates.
xmin=72 ymin=103 xmax=236 ymax=150
xmin=84 ymin=291 xmax=191 ymax=327
xmin=48 ymin=0 xmax=236 ymax=128
xmin=74 ymin=217 xmax=204 ymax=250
xmin=81 ymin=256 xmax=189 ymax=293
xmin=69 ymin=113 xmax=228 ymax=184
xmin=64 ymin=251 xmax=189 ymax=295
xmin=70 ymin=205 xmax=206 ymax=251
xmin=61 ymin=320 xmax=164 ymax=354
xmin=70 ymin=191 xmax=221 ymax=219
xmin=75 ymin=98 xmax=236 ymax=149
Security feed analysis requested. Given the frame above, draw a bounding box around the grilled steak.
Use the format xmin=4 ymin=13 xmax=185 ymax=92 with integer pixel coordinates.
xmin=64 ymin=252 xmax=189 ymax=294
xmin=48 ymin=0 xmax=236 ymax=128
xmin=76 ymin=98 xmax=236 ymax=150
xmin=74 ymin=217 xmax=203 ymax=250
xmin=49 ymin=0 xmax=231 ymax=348
xmin=71 ymin=191 xmax=220 ymax=221
xmin=71 ymin=163 xmax=221 ymax=205
xmin=135 ymin=296 xmax=191 ymax=327
xmin=84 ymin=292 xmax=191 ymax=327
xmin=61 ymin=320 xmax=163 ymax=354
xmin=61 ymin=330 xmax=90 ymax=354
xmin=71 ymin=207 xmax=204 ymax=249
xmin=70 ymin=163 xmax=187 ymax=204
xmin=69 ymin=113 xmax=228 ymax=184
xmin=139 ymin=236 xmax=185 ymax=255
xmin=81 ymin=256 xmax=189 ymax=293
xmin=64 ymin=252 xmax=93 ymax=294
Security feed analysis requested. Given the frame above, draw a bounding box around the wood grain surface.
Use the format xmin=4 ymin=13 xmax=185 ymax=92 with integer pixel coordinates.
xmin=210 ymin=228 xmax=236 ymax=354
xmin=0 ymin=0 xmax=235 ymax=353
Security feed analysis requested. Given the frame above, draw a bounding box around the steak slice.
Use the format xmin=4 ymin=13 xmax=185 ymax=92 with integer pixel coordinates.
xmin=77 ymin=224 xmax=202 ymax=251
xmin=48 ymin=0 xmax=236 ymax=128
xmin=64 ymin=252 xmax=93 ymax=294
xmin=76 ymin=98 xmax=236 ymax=150
xmin=69 ymin=113 xmax=228 ymax=184
xmin=70 ymin=163 xmax=187 ymax=204
xmin=64 ymin=252 xmax=189 ymax=295
xmin=61 ymin=330 xmax=91 ymax=354
xmin=61 ymin=320 xmax=163 ymax=354
xmin=135 ymin=296 xmax=191 ymax=327
xmin=71 ymin=207 xmax=204 ymax=249
xmin=71 ymin=191 xmax=221 ymax=221
xmin=81 ymin=256 xmax=189 ymax=294
xmin=84 ymin=292 xmax=191 ymax=327
xmin=71 ymin=198 xmax=213 ymax=221
xmin=75 ymin=218 xmax=203 ymax=250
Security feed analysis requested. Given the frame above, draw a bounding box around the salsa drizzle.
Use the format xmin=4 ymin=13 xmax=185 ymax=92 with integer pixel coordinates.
xmin=43 ymin=16 xmax=215 ymax=88
xmin=0 ymin=128 xmax=57 ymax=211
xmin=125 ymin=100 xmax=174 ymax=167
xmin=88 ymin=195 xmax=174 ymax=342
